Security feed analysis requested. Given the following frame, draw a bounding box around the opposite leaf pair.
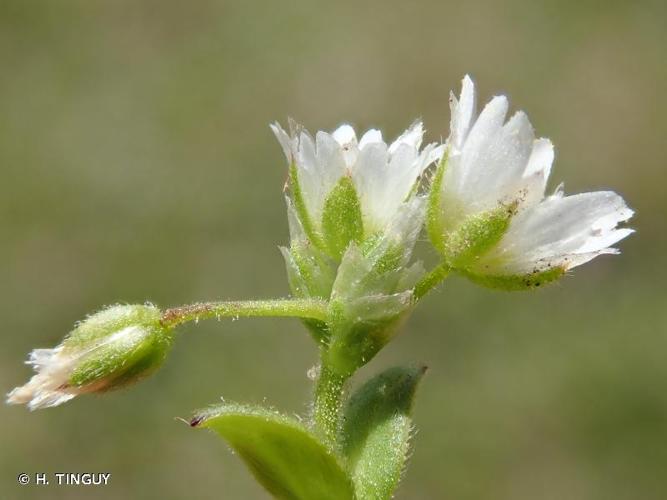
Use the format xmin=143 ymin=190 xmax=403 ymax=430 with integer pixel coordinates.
xmin=192 ymin=366 xmax=425 ymax=500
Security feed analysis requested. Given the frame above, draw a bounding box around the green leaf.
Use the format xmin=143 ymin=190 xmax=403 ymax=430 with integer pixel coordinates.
xmin=341 ymin=366 xmax=426 ymax=500
xmin=192 ymin=403 xmax=355 ymax=500
xmin=321 ymin=176 xmax=364 ymax=260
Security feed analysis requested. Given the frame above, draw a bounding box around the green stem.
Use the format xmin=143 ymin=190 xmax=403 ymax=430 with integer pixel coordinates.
xmin=160 ymin=298 xmax=329 ymax=328
xmin=413 ymin=262 xmax=451 ymax=300
xmin=312 ymin=363 xmax=348 ymax=449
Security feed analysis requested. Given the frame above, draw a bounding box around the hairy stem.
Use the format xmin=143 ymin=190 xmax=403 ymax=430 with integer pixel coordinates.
xmin=161 ymin=298 xmax=329 ymax=328
xmin=413 ymin=262 xmax=451 ymax=300
xmin=312 ymin=363 xmax=348 ymax=450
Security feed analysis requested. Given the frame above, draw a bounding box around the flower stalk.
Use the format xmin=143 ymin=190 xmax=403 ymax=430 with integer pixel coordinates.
xmin=413 ymin=262 xmax=451 ymax=300
xmin=160 ymin=298 xmax=329 ymax=328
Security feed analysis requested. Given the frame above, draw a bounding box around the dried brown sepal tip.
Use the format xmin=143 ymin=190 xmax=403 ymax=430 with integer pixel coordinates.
xmin=190 ymin=415 xmax=205 ymax=427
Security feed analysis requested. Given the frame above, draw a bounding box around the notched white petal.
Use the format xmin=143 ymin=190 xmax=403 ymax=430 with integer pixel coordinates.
xmin=270 ymin=122 xmax=295 ymax=163
xmin=449 ymin=75 xmax=476 ymax=150
xmin=474 ymin=190 xmax=634 ymax=276
xmin=389 ymin=121 xmax=424 ymax=154
xmin=462 ymin=95 xmax=509 ymax=156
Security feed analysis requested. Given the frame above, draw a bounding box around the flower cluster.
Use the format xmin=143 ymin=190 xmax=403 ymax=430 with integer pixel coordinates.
xmin=271 ymin=75 xmax=632 ymax=373
xmin=6 ymin=74 xmax=635 ymax=500
xmin=7 ymin=75 xmax=633 ymax=410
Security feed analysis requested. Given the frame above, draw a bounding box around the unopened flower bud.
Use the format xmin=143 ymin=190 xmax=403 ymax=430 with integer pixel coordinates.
xmin=7 ymin=304 xmax=173 ymax=410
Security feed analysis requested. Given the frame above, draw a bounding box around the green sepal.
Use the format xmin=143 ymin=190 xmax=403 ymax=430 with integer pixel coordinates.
xmin=444 ymin=205 xmax=514 ymax=268
xmin=341 ymin=366 xmax=427 ymax=500
xmin=460 ymin=265 xmax=566 ymax=291
xmin=191 ymin=403 xmax=356 ymax=500
xmin=321 ymin=176 xmax=364 ymax=260
xmin=63 ymin=304 xmax=161 ymax=349
xmin=285 ymin=241 xmax=336 ymax=300
xmin=65 ymin=304 xmax=173 ymax=391
xmin=281 ymin=242 xmax=335 ymax=343
xmin=68 ymin=325 xmax=172 ymax=390
xmin=426 ymin=151 xmax=447 ymax=254
xmin=324 ymin=296 xmax=412 ymax=376
xmin=324 ymin=242 xmax=419 ymax=375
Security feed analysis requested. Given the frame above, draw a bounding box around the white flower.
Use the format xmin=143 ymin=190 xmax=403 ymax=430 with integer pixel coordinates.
xmin=271 ymin=121 xmax=441 ymax=245
xmin=7 ymin=304 xmax=172 ymax=410
xmin=432 ymin=75 xmax=633 ymax=287
xmin=274 ymin=120 xmax=439 ymax=372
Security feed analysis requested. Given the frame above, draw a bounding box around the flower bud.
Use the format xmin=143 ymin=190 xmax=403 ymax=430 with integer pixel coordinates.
xmin=7 ymin=304 xmax=173 ymax=410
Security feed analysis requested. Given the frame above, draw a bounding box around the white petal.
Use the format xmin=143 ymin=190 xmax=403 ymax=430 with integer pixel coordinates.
xmin=467 ymin=111 xmax=535 ymax=208
xmin=449 ymin=75 xmax=476 ymax=151
xmin=332 ymin=124 xmax=359 ymax=167
xmin=315 ymin=131 xmax=346 ymax=192
xmin=425 ymin=143 xmax=446 ymax=167
xmin=414 ymin=142 xmax=444 ymax=176
xmin=295 ymin=131 xmax=323 ymax=220
xmin=389 ymin=121 xmax=424 ymax=154
xmin=384 ymin=143 xmax=420 ymax=211
xmin=270 ymin=122 xmax=294 ymax=163
xmin=352 ymin=142 xmax=389 ymax=230
xmin=332 ymin=124 xmax=357 ymax=145
xmin=354 ymin=140 xmax=425 ymax=232
xmin=520 ymin=138 xmax=554 ymax=207
xmin=525 ymin=138 xmax=554 ymax=179
xmin=359 ymin=129 xmax=383 ymax=149
xmin=461 ymin=95 xmax=509 ymax=160
xmin=445 ymin=95 xmax=509 ymax=202
xmin=476 ymin=190 xmax=634 ymax=274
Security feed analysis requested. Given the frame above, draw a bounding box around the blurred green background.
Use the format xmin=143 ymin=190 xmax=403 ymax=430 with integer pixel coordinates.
xmin=1 ymin=1 xmax=665 ymax=499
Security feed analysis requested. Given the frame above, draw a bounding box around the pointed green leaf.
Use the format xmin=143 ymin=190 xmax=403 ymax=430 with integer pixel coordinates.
xmin=321 ymin=176 xmax=364 ymax=260
xmin=341 ymin=366 xmax=426 ymax=500
xmin=192 ymin=403 xmax=355 ymax=500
